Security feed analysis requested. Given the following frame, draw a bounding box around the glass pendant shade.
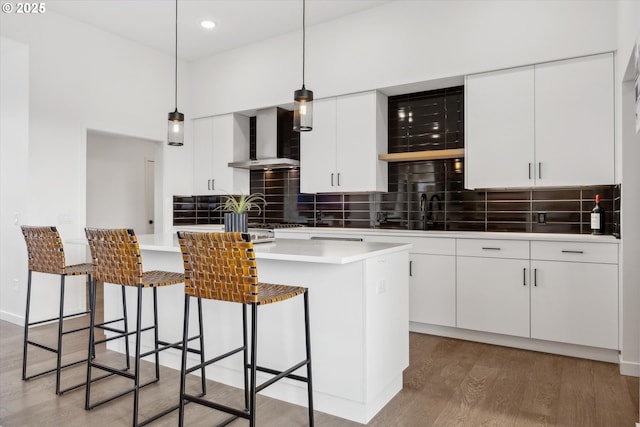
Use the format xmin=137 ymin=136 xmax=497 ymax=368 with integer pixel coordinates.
xmin=168 ymin=109 xmax=184 ymax=146
xmin=293 ymin=87 xmax=313 ymax=132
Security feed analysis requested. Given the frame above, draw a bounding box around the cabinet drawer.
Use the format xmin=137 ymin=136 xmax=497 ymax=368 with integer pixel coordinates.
xmin=531 ymin=241 xmax=618 ymax=264
xmin=365 ymin=235 xmax=455 ymax=256
xmin=456 ymin=239 xmax=529 ymax=259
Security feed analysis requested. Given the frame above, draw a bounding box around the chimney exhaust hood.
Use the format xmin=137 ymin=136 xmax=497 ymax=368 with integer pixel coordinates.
xmin=228 ymin=108 xmax=300 ymax=170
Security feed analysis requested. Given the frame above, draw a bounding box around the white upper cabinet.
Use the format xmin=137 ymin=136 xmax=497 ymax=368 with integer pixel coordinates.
xmin=300 ymin=91 xmax=388 ymax=193
xmin=465 ymin=53 xmax=614 ymax=189
xmin=534 ymin=54 xmax=614 ymax=186
xmin=193 ymin=114 xmax=250 ymax=195
xmin=465 ymin=66 xmax=535 ymax=188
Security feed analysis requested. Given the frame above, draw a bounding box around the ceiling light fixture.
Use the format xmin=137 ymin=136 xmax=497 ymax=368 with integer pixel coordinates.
xmin=293 ymin=0 xmax=313 ymax=132
xmin=200 ymin=20 xmax=215 ymax=29
xmin=168 ymin=0 xmax=184 ymax=146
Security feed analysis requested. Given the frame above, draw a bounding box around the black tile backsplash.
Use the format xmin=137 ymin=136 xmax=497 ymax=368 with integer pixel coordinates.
xmin=174 ymin=161 xmax=617 ymax=235
xmin=175 ymin=86 xmax=620 ymax=236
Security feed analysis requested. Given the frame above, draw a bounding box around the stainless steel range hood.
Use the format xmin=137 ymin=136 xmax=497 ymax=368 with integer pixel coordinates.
xmin=228 ymin=108 xmax=300 ymax=170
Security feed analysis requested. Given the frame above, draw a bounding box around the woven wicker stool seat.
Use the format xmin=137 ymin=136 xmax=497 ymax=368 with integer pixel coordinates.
xmin=177 ymin=231 xmax=314 ymax=427
xmin=20 ymin=225 xmax=95 ymax=395
xmin=84 ymin=228 xmax=205 ymax=427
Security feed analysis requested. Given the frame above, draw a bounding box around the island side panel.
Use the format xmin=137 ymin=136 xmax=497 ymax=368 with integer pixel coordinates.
xmin=103 ymin=246 xmax=410 ymax=424
xmin=364 ymin=250 xmax=410 ymax=417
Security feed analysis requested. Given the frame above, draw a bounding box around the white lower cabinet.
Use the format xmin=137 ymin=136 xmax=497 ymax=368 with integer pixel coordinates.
xmin=409 ymin=253 xmax=456 ymax=327
xmin=275 ymin=230 xmax=619 ymax=353
xmin=457 ymin=256 xmax=530 ymax=338
xmin=366 ymin=235 xmax=456 ymax=327
xmin=530 ymin=242 xmax=618 ymax=349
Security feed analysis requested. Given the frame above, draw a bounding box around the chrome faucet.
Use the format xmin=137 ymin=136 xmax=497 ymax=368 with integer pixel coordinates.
xmin=419 ymin=193 xmax=428 ymax=230
xmin=427 ymin=194 xmax=442 ymax=227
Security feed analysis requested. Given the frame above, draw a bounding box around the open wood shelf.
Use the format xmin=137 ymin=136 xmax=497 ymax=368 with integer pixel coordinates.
xmin=378 ymin=148 xmax=465 ymax=162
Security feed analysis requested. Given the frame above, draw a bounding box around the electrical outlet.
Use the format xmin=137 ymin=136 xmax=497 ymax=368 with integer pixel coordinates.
xmin=13 ymin=278 xmax=19 ymax=290
xmin=59 ymin=213 xmax=73 ymax=224
xmin=537 ymin=212 xmax=547 ymax=224
xmin=376 ymin=280 xmax=387 ymax=294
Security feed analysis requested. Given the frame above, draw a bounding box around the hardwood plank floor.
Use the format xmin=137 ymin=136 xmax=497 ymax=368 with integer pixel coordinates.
xmin=1 ymin=318 xmax=637 ymax=427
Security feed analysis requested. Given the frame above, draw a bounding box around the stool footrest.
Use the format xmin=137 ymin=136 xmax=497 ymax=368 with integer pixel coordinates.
xmin=62 ymin=324 xmax=91 ymax=335
xmin=86 ymin=377 xmax=159 ymax=410
xmin=182 ymin=394 xmax=250 ymax=421
xmin=89 ymin=361 xmax=135 ymax=380
xmin=254 ymin=360 xmax=310 ymax=393
xmin=137 ymin=403 xmax=181 ymax=427
xmin=25 ymin=340 xmax=56 ymax=354
xmin=27 ymin=310 xmax=91 ymax=328
xmin=158 ymin=335 xmax=202 ymax=355
xmin=185 ymin=345 xmax=244 ymax=376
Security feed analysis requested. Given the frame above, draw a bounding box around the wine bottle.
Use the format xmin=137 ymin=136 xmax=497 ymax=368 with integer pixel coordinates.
xmin=591 ymin=194 xmax=605 ymax=235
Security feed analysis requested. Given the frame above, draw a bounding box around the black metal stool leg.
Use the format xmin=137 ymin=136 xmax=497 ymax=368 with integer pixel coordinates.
xmin=249 ymin=303 xmax=258 ymax=427
xmin=133 ymin=284 xmax=143 ymax=427
xmin=121 ymin=285 xmax=131 ymax=370
xmin=178 ymin=294 xmax=191 ymax=427
xmin=85 ymin=276 xmax=97 ymax=410
xmin=153 ymin=286 xmax=160 ymax=381
xmin=88 ymin=275 xmax=96 ymax=360
xmin=197 ymin=297 xmax=206 ymax=396
xmin=22 ymin=270 xmax=33 ymax=381
xmin=242 ymin=304 xmax=249 ymax=411
xmin=55 ymin=275 xmax=66 ymax=395
xmin=304 ymin=291 xmax=314 ymax=427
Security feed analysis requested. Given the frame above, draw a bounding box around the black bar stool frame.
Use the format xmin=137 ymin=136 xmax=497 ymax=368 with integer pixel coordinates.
xmin=177 ymin=231 xmax=314 ymax=427
xmin=21 ymin=225 xmax=96 ymax=395
xmin=84 ymin=228 xmax=206 ymax=427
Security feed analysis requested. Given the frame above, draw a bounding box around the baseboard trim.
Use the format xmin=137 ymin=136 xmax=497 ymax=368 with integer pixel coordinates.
xmin=0 ymin=310 xmax=23 ymax=326
xmin=619 ymin=355 xmax=640 ymax=377
xmin=410 ymin=322 xmax=619 ymax=364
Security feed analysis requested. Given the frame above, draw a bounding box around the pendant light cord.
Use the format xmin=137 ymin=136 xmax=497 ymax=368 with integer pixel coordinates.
xmin=302 ymin=0 xmax=306 ymax=88
xmin=174 ymin=0 xmax=178 ymax=109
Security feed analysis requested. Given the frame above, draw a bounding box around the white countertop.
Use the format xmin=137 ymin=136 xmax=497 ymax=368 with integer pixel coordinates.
xmin=136 ymin=233 xmax=411 ymax=264
xmin=274 ymin=226 xmax=620 ymax=243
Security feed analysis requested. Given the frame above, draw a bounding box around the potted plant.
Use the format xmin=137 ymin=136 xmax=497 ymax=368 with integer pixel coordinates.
xmin=217 ymin=193 xmax=267 ymax=232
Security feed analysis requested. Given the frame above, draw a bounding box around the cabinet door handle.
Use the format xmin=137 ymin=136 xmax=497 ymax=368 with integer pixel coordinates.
xmin=331 ymin=173 xmax=334 ymax=187
xmin=337 ymin=173 xmax=341 ymax=186
xmin=523 ymin=268 xmax=527 ymax=286
xmin=534 ymin=268 xmax=538 ymax=287
xmin=409 ymin=260 xmax=413 ymax=277
xmin=538 ymin=162 xmax=542 ymax=179
xmin=528 ymin=163 xmax=532 ymax=180
xmin=211 ymin=179 xmax=215 ymax=190
xmin=207 ymin=179 xmax=211 ymax=190
xmin=561 ymin=250 xmax=584 ymax=254
xmin=481 ymin=247 xmax=501 ymax=250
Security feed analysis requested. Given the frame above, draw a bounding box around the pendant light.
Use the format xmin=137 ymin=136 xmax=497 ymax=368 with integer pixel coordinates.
xmin=168 ymin=0 xmax=184 ymax=146
xmin=293 ymin=0 xmax=313 ymax=132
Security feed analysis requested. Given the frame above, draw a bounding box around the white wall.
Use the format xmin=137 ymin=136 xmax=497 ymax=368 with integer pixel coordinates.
xmin=0 ymin=37 xmax=30 ymax=324
xmin=617 ymin=0 xmax=640 ymax=380
xmin=190 ymin=0 xmax=617 ymax=117
xmin=86 ymin=131 xmax=158 ymax=232
xmin=0 ymin=11 xmax=193 ymax=324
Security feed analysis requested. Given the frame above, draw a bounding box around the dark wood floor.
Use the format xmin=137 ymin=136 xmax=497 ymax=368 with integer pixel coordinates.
xmin=1 ymin=317 xmax=637 ymax=427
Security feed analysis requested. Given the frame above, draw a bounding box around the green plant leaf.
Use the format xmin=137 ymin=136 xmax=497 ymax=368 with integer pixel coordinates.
xmin=215 ymin=192 xmax=267 ymax=214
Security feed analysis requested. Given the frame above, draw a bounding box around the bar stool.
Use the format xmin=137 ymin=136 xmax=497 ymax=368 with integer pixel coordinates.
xmin=176 ymin=231 xmax=314 ymax=427
xmin=84 ymin=228 xmax=205 ymax=427
xmin=20 ymin=225 xmax=95 ymax=395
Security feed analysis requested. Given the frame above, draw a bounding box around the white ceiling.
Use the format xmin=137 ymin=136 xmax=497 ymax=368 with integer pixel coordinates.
xmin=46 ymin=0 xmax=391 ymax=61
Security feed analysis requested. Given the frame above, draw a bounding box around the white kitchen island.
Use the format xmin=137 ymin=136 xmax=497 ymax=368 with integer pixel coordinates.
xmin=101 ymin=234 xmax=411 ymax=424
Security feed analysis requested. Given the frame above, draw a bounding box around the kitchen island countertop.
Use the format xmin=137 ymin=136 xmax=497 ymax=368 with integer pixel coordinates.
xmin=136 ymin=233 xmax=412 ymax=264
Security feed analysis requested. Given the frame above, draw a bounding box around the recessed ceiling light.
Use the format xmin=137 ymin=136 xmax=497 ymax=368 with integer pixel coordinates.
xmin=200 ymin=20 xmax=216 ymax=30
